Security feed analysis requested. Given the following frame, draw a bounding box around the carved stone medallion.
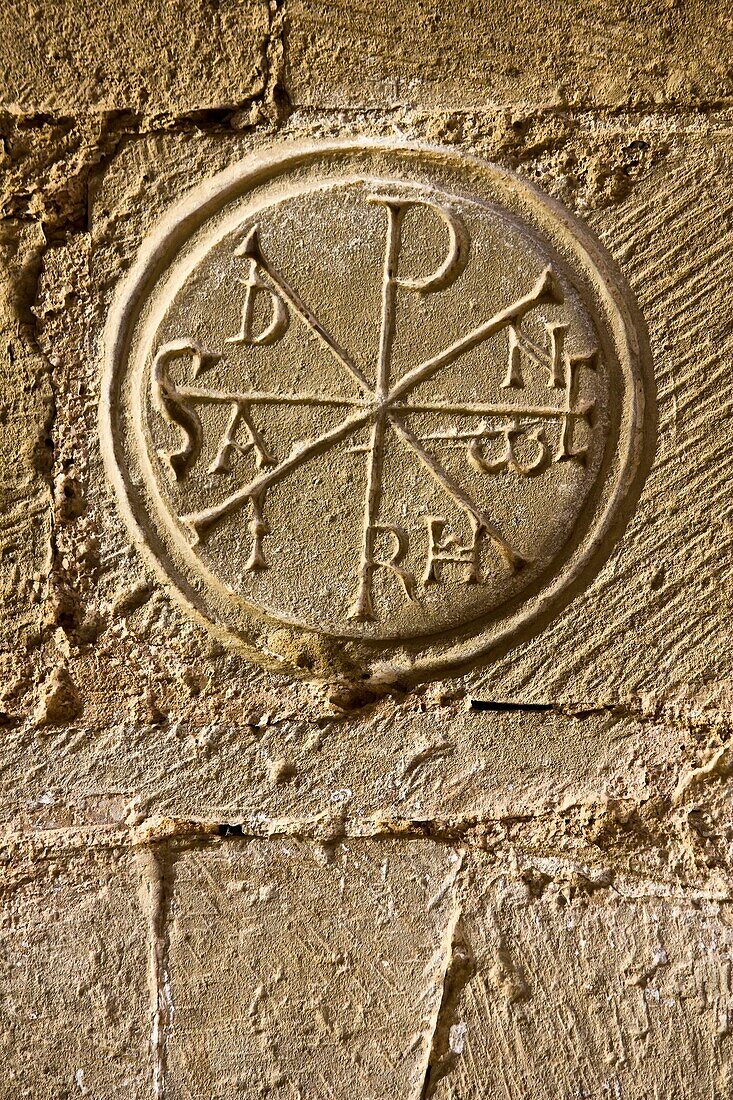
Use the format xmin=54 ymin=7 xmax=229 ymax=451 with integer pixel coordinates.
xmin=102 ymin=140 xmax=652 ymax=681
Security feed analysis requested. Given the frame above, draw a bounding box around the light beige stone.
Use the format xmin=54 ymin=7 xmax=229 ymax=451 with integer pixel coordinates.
xmin=1 ymin=3 xmax=732 ymax=1097
xmin=101 ymin=140 xmax=647 ymax=683
xmin=438 ymin=862 xmax=733 ymax=1098
xmin=285 ymin=0 xmax=733 ymax=111
xmin=26 ymin=119 xmax=730 ymax=718
xmin=0 ymin=844 xmax=150 ymax=1098
xmin=161 ymin=838 xmax=460 ymax=1098
xmin=0 ymin=0 xmax=271 ymax=118
xmin=4 ymin=120 xmax=730 ymax=879
xmin=469 ymin=128 xmax=733 ymax=703
xmin=0 ymin=225 xmax=52 ymax=671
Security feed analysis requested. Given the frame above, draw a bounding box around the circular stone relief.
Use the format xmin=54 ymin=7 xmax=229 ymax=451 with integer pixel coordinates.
xmin=102 ymin=140 xmax=652 ymax=682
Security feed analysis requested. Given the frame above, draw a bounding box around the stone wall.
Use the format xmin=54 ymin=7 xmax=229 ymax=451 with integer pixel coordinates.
xmin=1 ymin=2 xmax=732 ymax=1097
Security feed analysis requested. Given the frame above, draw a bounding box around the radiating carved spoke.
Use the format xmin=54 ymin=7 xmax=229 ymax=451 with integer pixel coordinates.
xmin=390 ymin=400 xmax=588 ymax=421
xmin=177 ymin=387 xmax=365 ymax=410
xmin=181 ymin=406 xmax=374 ymax=542
xmin=386 ymin=266 xmax=563 ymax=405
xmin=240 ymin=226 xmax=372 ymax=396
xmin=388 ymin=416 xmax=528 ymax=570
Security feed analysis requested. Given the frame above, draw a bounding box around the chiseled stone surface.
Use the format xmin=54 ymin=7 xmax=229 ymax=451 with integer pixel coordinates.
xmin=0 ymin=0 xmax=271 ymax=117
xmin=0 ymin=3 xmax=732 ymax=1098
xmin=34 ymin=119 xmax=732 ymax=711
xmin=0 ymin=844 xmax=149 ymax=1099
xmin=102 ymin=141 xmax=644 ymax=682
xmin=162 ymin=839 xmax=459 ymax=1098
xmin=0 ymin=226 xmax=52 ymax=657
xmin=285 ymin=0 xmax=733 ymax=110
xmin=467 ymin=130 xmax=733 ymax=703
xmin=440 ymin=863 xmax=733 ymax=1099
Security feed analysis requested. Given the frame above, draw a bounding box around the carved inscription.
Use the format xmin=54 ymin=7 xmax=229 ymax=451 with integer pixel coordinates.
xmin=103 ymin=142 xmax=649 ymax=675
xmin=150 ymin=193 xmax=599 ymax=624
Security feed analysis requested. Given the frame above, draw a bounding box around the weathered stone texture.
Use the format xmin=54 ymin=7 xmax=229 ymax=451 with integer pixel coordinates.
xmin=0 ymin=1 xmax=271 ymax=117
xmin=162 ymin=839 xmax=459 ymax=1098
xmin=1 ymin=1 xmax=732 ymax=1098
xmin=469 ymin=130 xmax=733 ymax=702
xmin=440 ymin=867 xmax=733 ymax=1099
xmin=0 ymin=226 xmax=51 ymax=660
xmin=285 ymin=0 xmax=733 ymax=110
xmin=0 ymin=845 xmax=149 ymax=1098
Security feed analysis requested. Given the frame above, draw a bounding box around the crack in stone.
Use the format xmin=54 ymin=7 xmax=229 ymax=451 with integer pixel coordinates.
xmin=417 ymin=854 xmax=475 ymax=1100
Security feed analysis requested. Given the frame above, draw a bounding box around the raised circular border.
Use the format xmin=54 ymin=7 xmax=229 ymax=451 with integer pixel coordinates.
xmin=101 ymin=138 xmax=655 ymax=685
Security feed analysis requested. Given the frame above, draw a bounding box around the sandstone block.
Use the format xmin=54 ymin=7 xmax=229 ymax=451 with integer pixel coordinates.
xmin=285 ymin=0 xmax=733 ymax=111
xmin=0 ymin=0 xmax=271 ymax=117
xmin=437 ymin=863 xmax=733 ymax=1098
xmin=161 ymin=838 xmax=460 ymax=1098
xmin=0 ymin=225 xmax=52 ymax=663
